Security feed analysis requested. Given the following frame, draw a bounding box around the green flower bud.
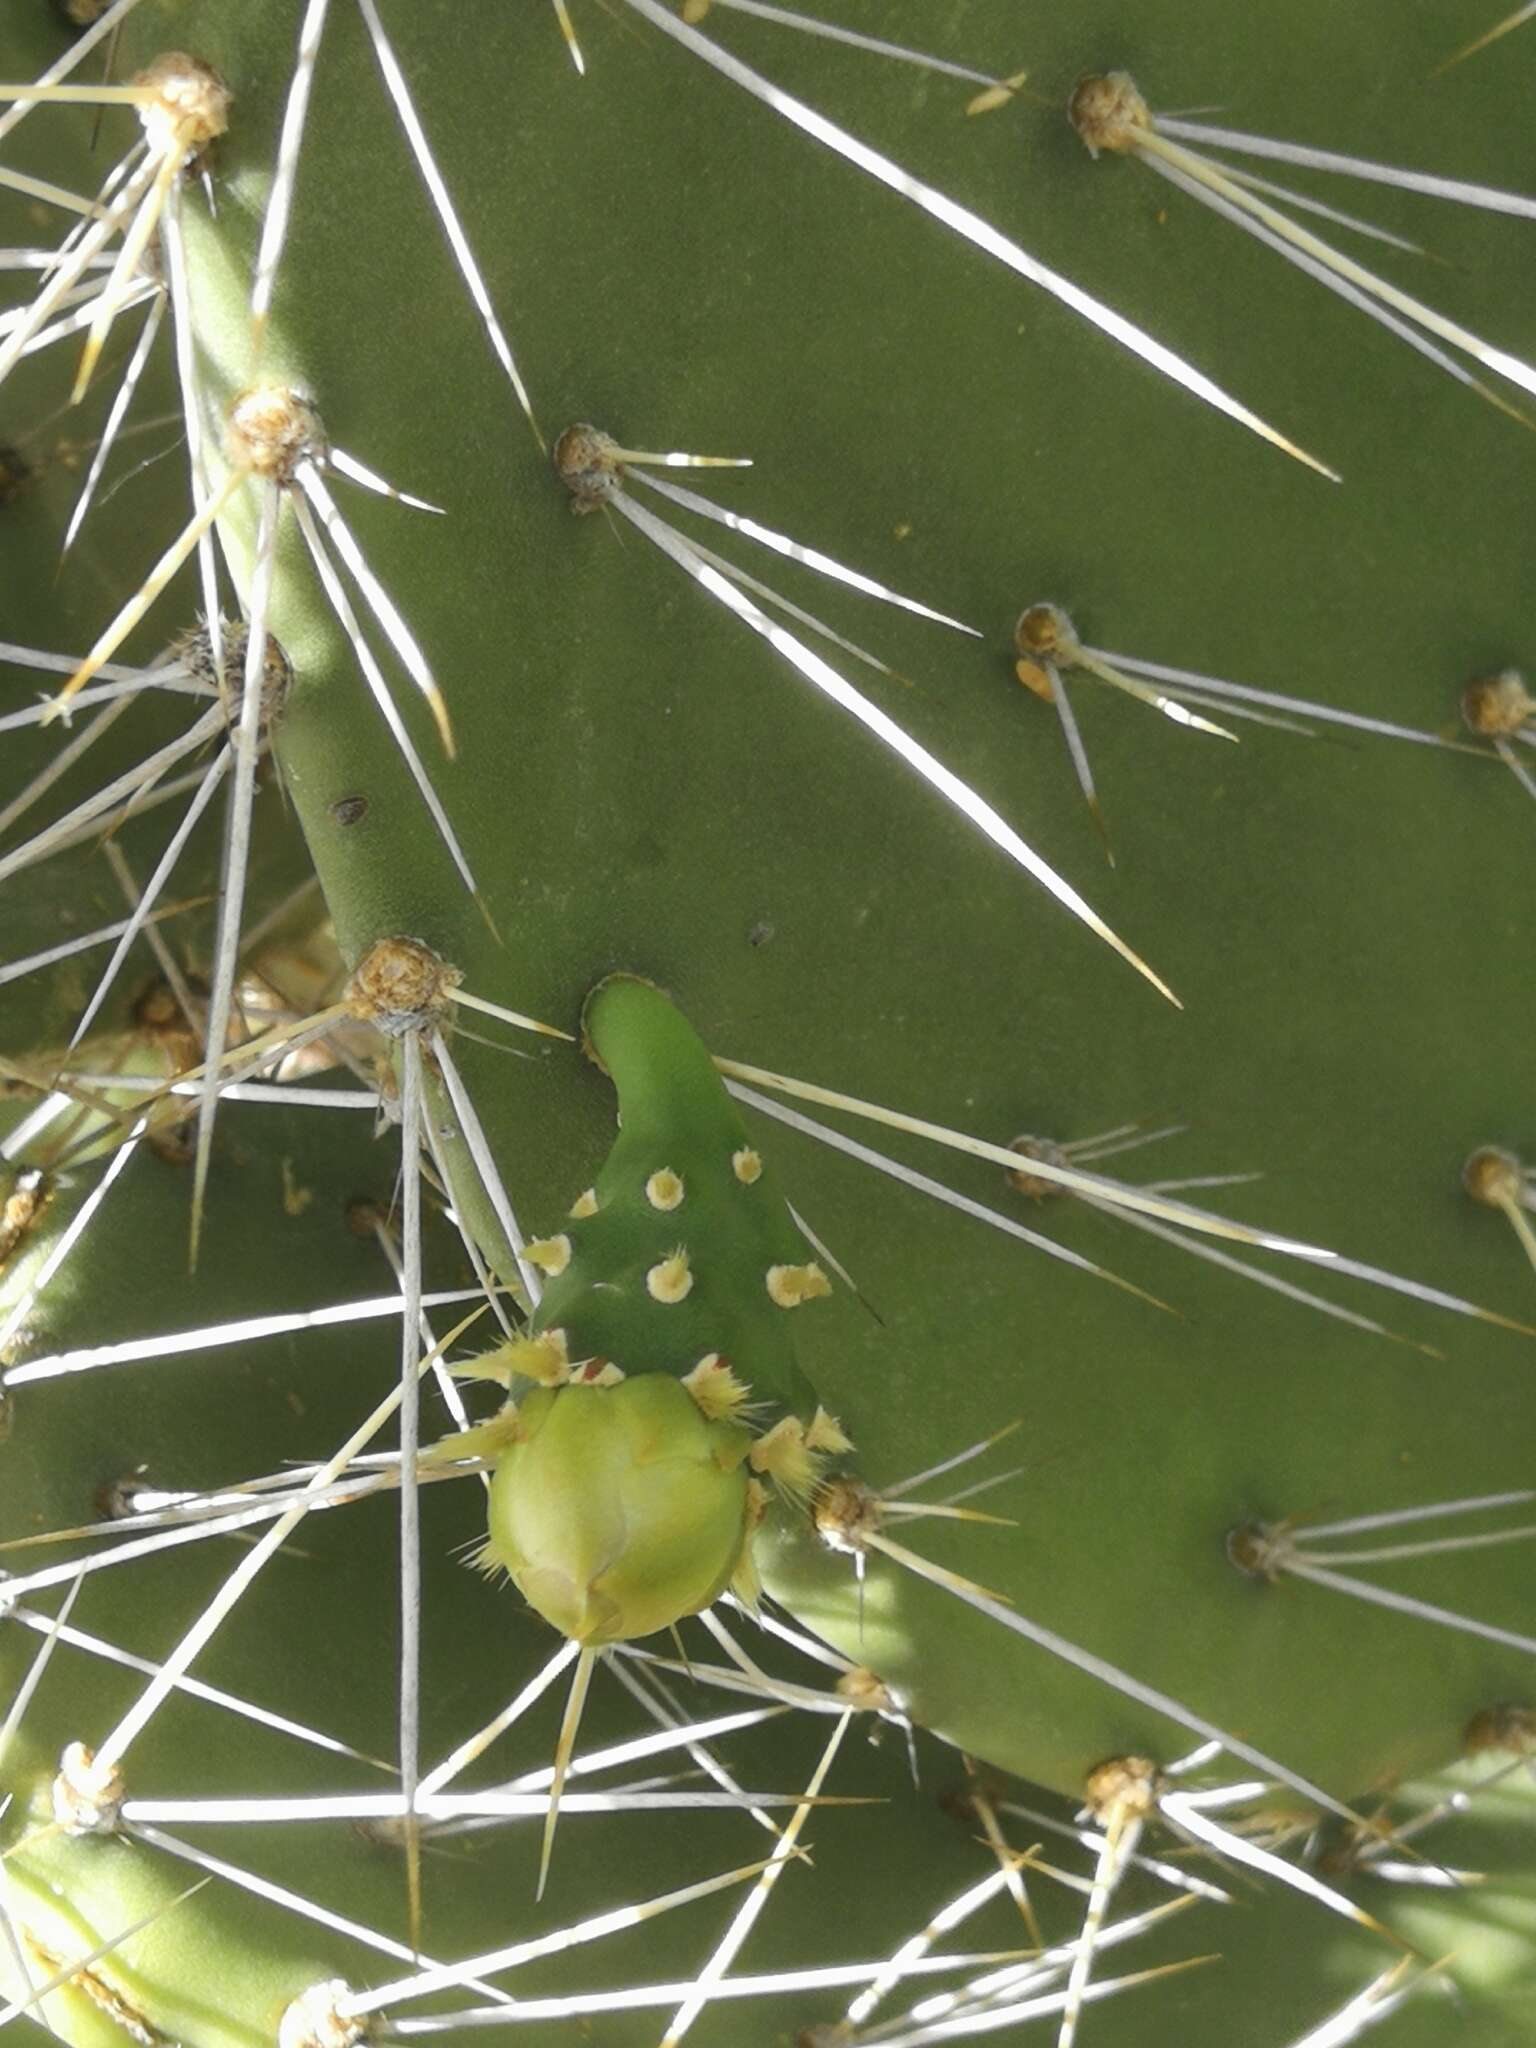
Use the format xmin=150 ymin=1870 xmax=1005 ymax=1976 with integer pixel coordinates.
xmin=487 ymin=1374 xmax=753 ymax=1646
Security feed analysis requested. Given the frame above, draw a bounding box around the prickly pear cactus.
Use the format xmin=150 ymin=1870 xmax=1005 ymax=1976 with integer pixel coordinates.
xmin=4 ymin=3 xmax=1536 ymax=2045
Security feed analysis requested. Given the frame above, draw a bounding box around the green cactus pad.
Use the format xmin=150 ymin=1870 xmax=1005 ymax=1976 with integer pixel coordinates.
xmin=0 ymin=1751 xmax=333 ymax=2048
xmin=521 ymin=974 xmax=826 ymax=1417
xmin=7 ymin=0 xmax=1536 ymax=2041
xmin=473 ymin=976 xmax=845 ymax=1645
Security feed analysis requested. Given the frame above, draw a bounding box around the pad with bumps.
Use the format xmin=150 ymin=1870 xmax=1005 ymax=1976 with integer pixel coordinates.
xmin=526 ymin=974 xmax=828 ymax=1420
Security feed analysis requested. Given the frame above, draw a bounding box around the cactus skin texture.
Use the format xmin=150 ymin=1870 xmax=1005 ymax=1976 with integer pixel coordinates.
xmin=4 ymin=2 xmax=1536 ymax=2045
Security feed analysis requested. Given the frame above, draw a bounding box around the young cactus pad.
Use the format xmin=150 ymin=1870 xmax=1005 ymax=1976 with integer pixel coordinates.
xmin=471 ymin=974 xmax=840 ymax=1645
xmin=525 ymin=973 xmax=828 ymax=1417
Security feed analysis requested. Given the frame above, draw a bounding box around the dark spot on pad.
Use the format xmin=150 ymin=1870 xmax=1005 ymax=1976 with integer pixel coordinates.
xmin=330 ymin=794 xmax=369 ymax=827
xmin=0 ymin=445 xmax=34 ymax=506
